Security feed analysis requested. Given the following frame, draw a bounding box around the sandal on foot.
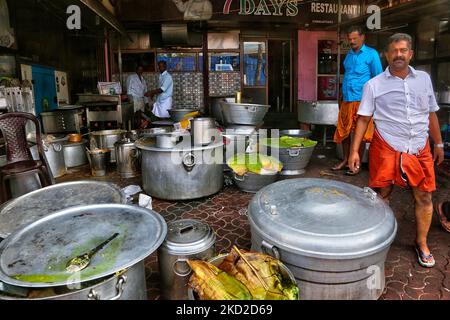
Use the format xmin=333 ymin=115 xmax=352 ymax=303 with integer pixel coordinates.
xmin=414 ymin=245 xmax=435 ymax=268
xmin=434 ymin=202 xmax=450 ymax=233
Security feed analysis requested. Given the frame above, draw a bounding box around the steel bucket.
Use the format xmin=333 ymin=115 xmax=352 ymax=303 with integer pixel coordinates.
xmin=87 ymin=149 xmax=111 ymax=177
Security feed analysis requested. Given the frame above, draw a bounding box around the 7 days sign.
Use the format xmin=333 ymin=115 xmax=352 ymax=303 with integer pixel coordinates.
xmin=223 ymin=0 xmax=299 ymax=17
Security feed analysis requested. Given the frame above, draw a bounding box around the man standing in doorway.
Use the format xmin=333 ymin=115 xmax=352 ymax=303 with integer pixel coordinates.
xmin=126 ymin=65 xmax=148 ymax=128
xmin=332 ymin=26 xmax=383 ymax=175
xmin=147 ymin=61 xmax=173 ymax=119
xmin=348 ymin=33 xmax=444 ymax=268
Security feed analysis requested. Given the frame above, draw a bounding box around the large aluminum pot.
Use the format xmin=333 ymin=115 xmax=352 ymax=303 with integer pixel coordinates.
xmin=298 ymin=100 xmax=339 ymax=125
xmin=0 ymin=261 xmax=146 ymax=300
xmin=31 ymin=137 xmax=67 ymax=179
xmin=211 ymin=96 xmax=234 ymax=124
xmin=169 ymin=108 xmax=197 ymax=122
xmin=0 ymin=203 xmax=167 ymax=299
xmin=248 ymin=178 xmax=397 ymax=300
xmin=90 ymin=130 xmax=126 ymax=163
xmin=262 ymin=138 xmax=317 ymax=176
xmin=232 ymin=171 xmax=278 ymax=193
xmin=115 ymin=138 xmax=140 ymax=178
xmin=191 ymin=117 xmax=218 ymax=146
xmin=135 ymin=138 xmax=224 ymax=200
xmin=220 ymin=101 xmax=270 ymax=126
xmin=63 ymin=140 xmax=88 ymax=168
xmin=439 ymin=88 xmax=450 ymax=104
xmin=0 ymin=180 xmax=126 ymax=239
xmin=158 ymin=219 xmax=216 ymax=300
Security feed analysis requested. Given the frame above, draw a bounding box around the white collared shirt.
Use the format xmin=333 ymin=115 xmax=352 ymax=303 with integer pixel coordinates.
xmin=358 ymin=66 xmax=439 ymax=154
xmin=126 ymin=73 xmax=148 ymax=104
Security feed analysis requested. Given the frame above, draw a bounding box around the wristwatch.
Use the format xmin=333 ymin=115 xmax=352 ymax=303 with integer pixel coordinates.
xmin=435 ymin=143 xmax=444 ymax=148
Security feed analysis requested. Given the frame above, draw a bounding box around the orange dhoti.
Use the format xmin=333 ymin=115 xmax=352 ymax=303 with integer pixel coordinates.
xmin=333 ymin=101 xmax=374 ymax=143
xmin=368 ymin=130 xmax=436 ymax=193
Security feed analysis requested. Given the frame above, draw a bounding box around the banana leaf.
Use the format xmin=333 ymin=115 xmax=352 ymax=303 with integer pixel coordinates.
xmin=261 ymin=136 xmax=318 ymax=148
xmin=187 ymin=260 xmax=252 ymax=300
xmin=227 ymin=153 xmax=282 ymax=175
xmin=217 ymin=248 xmax=299 ymax=300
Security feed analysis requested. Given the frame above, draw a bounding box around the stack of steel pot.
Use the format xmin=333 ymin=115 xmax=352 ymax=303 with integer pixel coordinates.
xmin=135 ymin=137 xmax=223 ymax=200
xmin=158 ymin=219 xmax=216 ymax=300
xmin=248 ymin=178 xmax=397 ymax=300
xmin=115 ymin=132 xmax=140 ymax=178
xmin=0 ymin=204 xmax=167 ymax=300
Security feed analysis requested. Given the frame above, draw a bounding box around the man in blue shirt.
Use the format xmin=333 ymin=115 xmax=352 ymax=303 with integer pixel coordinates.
xmin=147 ymin=60 xmax=174 ymax=119
xmin=332 ymin=26 xmax=383 ymax=175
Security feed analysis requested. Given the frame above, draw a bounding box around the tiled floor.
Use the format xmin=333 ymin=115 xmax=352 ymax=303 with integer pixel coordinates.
xmin=56 ymin=144 xmax=450 ymax=300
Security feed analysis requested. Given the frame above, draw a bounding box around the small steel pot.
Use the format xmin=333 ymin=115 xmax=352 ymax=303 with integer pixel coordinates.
xmin=158 ymin=219 xmax=216 ymax=300
xmin=63 ymin=140 xmax=88 ymax=168
xmin=191 ymin=117 xmax=218 ymax=146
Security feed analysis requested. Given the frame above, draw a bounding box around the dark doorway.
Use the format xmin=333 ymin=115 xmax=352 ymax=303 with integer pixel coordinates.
xmin=268 ymin=40 xmax=292 ymax=113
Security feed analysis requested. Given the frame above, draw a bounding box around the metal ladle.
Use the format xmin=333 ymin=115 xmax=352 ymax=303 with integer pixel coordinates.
xmin=66 ymin=233 xmax=119 ymax=273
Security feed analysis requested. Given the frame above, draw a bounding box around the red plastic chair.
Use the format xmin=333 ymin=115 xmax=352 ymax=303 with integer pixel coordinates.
xmin=0 ymin=112 xmax=53 ymax=202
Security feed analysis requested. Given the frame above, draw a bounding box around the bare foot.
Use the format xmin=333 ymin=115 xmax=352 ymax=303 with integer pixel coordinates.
xmin=331 ymin=160 xmax=348 ymax=171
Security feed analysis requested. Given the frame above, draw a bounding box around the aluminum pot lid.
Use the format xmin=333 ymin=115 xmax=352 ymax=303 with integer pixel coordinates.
xmin=0 ymin=204 xmax=167 ymax=288
xmin=161 ymin=219 xmax=216 ymax=255
xmin=0 ymin=181 xmax=126 ymax=239
xmin=248 ymin=178 xmax=397 ymax=259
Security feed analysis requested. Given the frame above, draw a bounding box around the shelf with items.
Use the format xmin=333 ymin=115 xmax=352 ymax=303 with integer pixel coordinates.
xmin=317 ymin=40 xmax=339 ymax=101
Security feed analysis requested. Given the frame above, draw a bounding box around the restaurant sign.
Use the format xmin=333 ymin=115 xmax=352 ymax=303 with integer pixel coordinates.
xmin=222 ymin=0 xmax=361 ymax=24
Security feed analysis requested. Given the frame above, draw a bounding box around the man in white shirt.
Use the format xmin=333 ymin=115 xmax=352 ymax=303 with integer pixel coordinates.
xmin=126 ymin=65 xmax=148 ymax=128
xmin=348 ymin=33 xmax=444 ymax=268
xmin=147 ymin=61 xmax=173 ymax=119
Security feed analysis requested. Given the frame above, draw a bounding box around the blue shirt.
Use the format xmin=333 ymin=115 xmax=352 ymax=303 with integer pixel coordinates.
xmin=157 ymin=70 xmax=173 ymax=103
xmin=342 ymin=44 xmax=383 ymax=102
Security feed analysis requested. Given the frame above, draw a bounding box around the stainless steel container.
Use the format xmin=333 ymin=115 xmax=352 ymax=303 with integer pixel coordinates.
xmin=220 ymin=101 xmax=270 ymax=126
xmin=115 ymin=138 xmax=140 ymax=178
xmin=439 ymin=88 xmax=450 ymax=104
xmin=90 ymin=130 xmax=126 ymax=163
xmin=211 ymin=96 xmax=234 ymax=124
xmin=0 ymin=180 xmax=126 ymax=239
xmin=191 ymin=117 xmax=218 ymax=146
xmin=0 ymin=261 xmax=146 ymax=300
xmin=135 ymin=138 xmax=224 ymax=200
xmin=31 ymin=136 xmax=67 ymax=179
xmin=298 ymin=100 xmax=339 ymax=125
xmin=63 ymin=140 xmax=88 ymax=168
xmin=169 ymin=108 xmax=197 ymax=122
xmin=232 ymin=171 xmax=278 ymax=193
xmin=0 ymin=204 xmax=167 ymax=300
xmin=158 ymin=219 xmax=216 ymax=300
xmin=248 ymin=178 xmax=397 ymax=300
xmin=262 ymin=139 xmax=317 ymax=176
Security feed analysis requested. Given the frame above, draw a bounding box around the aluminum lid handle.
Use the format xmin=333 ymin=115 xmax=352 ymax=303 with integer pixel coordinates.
xmin=87 ymin=275 xmax=127 ymax=300
xmin=261 ymin=240 xmax=280 ymax=260
xmin=363 ymin=187 xmax=378 ymax=201
xmin=173 ymin=258 xmax=192 ymax=277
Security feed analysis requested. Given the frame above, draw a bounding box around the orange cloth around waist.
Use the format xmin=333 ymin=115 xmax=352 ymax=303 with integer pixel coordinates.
xmin=368 ymin=130 xmax=436 ymax=192
xmin=333 ymin=101 xmax=374 ymax=143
